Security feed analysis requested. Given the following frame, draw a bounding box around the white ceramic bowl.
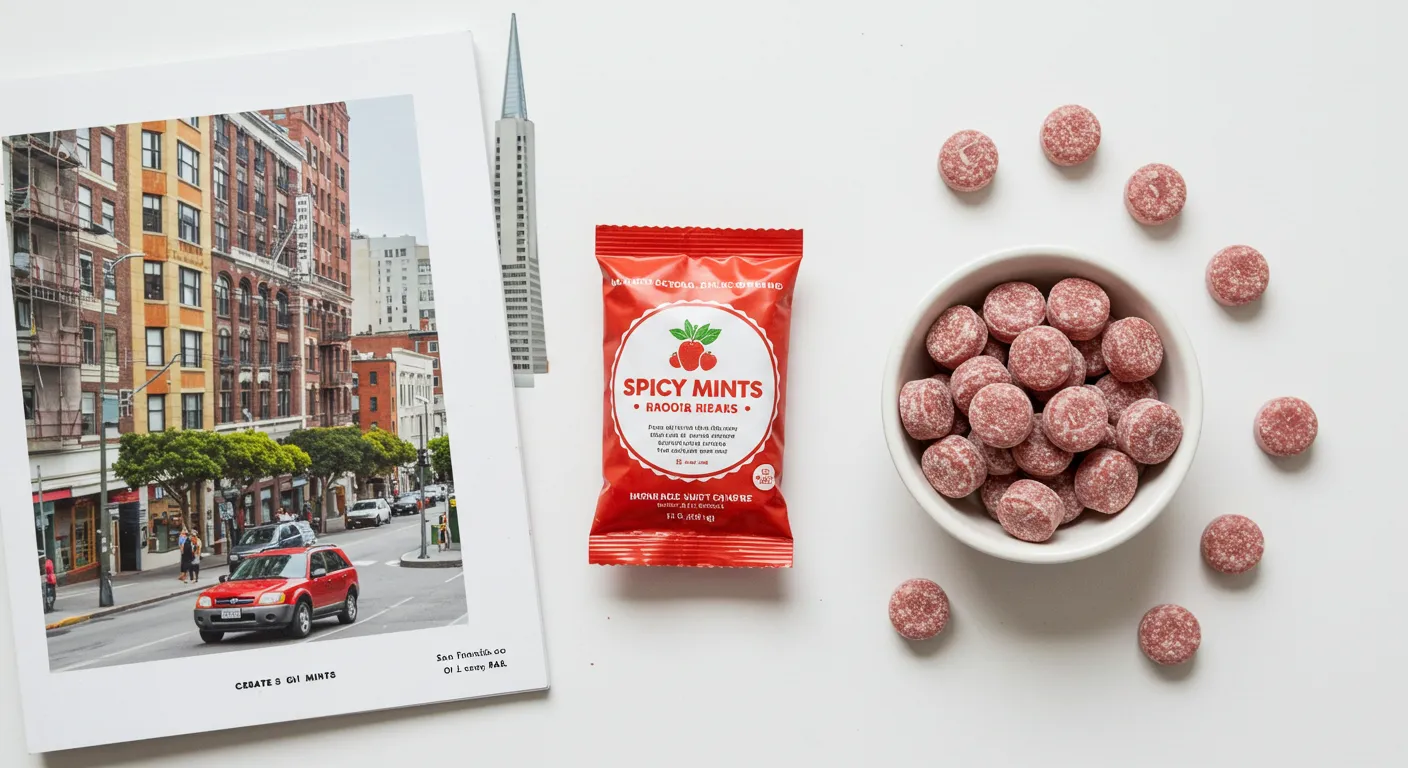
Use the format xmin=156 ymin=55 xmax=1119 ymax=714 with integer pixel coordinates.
xmin=882 ymin=245 xmax=1203 ymax=564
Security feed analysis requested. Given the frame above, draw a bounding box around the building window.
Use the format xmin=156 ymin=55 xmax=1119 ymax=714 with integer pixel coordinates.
xmin=259 ymin=339 xmax=269 ymax=366
xmin=239 ymin=335 xmax=250 ymax=363
xmin=81 ymin=392 xmax=97 ymax=435
xmin=14 ymin=299 xmax=31 ymax=330
xmin=254 ymin=188 xmax=266 ymax=217
xmin=82 ymin=324 xmax=96 ymax=364
xmin=101 ymin=200 xmax=115 ymax=234
xmin=141 ymin=130 xmax=161 ymax=169
xmin=339 ymin=201 xmax=346 ymax=224
xmin=218 ymin=329 xmax=231 ymax=361
xmin=214 ymin=221 xmax=229 ymax=253
xmin=78 ymin=252 xmax=94 ymax=294
xmin=238 ymin=280 xmax=251 ymax=320
xmin=177 ymin=142 xmax=200 ymax=186
xmin=104 ymin=328 xmax=118 ymax=368
xmin=433 ymin=376 xmax=440 ymax=388
xmin=213 ymin=166 xmax=228 ymax=201
xmin=177 ymin=202 xmax=200 ymax=244
xmin=257 ymin=287 xmax=269 ymax=322
xmin=179 ymin=267 xmax=201 ymax=307
xmin=337 ymin=131 xmax=345 ymax=153
xmin=369 ymin=371 xmax=377 ymax=385
xmin=277 ymin=375 xmax=290 ymax=417
xmin=182 ymin=393 xmax=203 ymax=429
xmin=181 ymin=329 xmax=202 ymax=367
xmin=145 ymin=328 xmax=164 ymax=366
xmin=78 ymin=187 xmax=93 ymax=229
xmin=100 ymin=134 xmax=115 ymax=181
xmin=259 ymin=389 xmax=269 ymax=419
xmin=142 ymin=194 xmax=162 ymax=232
xmin=370 ymin=396 xmax=378 ymax=412
xmin=215 ymin=275 xmax=230 ymax=316
xmin=76 ymin=130 xmax=91 ymax=167
xmin=276 ymin=293 xmax=289 ymax=326
xmin=143 ymin=261 xmax=163 ymax=300
xmin=428 ymin=341 xmax=438 ymax=352
xmin=182 ymin=117 xmax=199 ymax=128
xmin=22 ymin=386 xmax=35 ymax=420
xmin=147 ymin=394 xmax=166 ymax=432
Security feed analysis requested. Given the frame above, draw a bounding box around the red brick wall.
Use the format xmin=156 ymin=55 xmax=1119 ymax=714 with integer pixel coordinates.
xmin=350 ymin=330 xmax=442 ymax=395
xmin=351 ymin=358 xmax=397 ymax=432
xmin=76 ymin=126 xmax=134 ymax=433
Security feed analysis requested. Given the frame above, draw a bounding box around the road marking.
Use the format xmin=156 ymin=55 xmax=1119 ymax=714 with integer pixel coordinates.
xmin=446 ymin=612 xmax=468 ymax=627
xmin=384 ymin=560 xmax=400 ymax=567
xmin=351 ymin=560 xmax=376 ymax=566
xmin=305 ymin=596 xmax=414 ymax=644
xmin=443 ymin=571 xmax=464 ymax=583
xmin=57 ymin=631 xmax=189 ymax=672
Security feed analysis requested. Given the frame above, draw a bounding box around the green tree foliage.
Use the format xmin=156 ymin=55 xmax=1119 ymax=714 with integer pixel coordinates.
xmin=284 ymin=427 xmax=368 ymax=518
xmin=215 ymin=431 xmax=312 ymax=524
xmin=360 ymin=428 xmax=416 ymax=487
xmin=427 ymin=435 xmax=452 ymax=482
xmin=112 ymin=431 xmax=226 ymax=527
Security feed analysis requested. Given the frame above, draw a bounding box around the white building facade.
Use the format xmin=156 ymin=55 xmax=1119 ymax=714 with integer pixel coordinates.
xmin=350 ymin=234 xmax=434 ymax=334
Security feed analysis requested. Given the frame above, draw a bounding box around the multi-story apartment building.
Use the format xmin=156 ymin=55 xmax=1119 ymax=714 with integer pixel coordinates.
xmin=262 ymin=104 xmax=354 ymax=430
xmin=350 ymin=327 xmax=445 ymax=437
xmin=350 ymin=234 xmax=435 ymax=333
xmin=494 ymin=14 xmax=548 ymax=387
xmin=208 ymin=112 xmax=314 ymax=527
xmin=9 ymin=127 xmax=138 ymax=582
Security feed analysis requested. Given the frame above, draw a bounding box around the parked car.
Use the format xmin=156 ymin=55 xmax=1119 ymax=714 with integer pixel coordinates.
xmin=425 ymin=484 xmax=447 ymax=503
xmin=390 ymin=493 xmax=421 ymax=516
xmin=346 ymin=498 xmax=392 ymax=528
xmin=193 ymin=545 xmax=359 ymax=642
xmin=227 ymin=521 xmax=316 ymax=570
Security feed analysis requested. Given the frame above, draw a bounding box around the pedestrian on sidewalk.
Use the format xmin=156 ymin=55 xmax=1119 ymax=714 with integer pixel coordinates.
xmin=178 ymin=529 xmax=194 ymax=582
xmin=437 ymin=513 xmax=450 ymax=552
xmin=189 ymin=534 xmax=203 ymax=583
xmin=43 ymin=557 xmax=57 ymax=613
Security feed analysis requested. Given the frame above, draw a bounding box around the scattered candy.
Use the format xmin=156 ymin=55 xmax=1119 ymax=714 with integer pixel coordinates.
xmin=1043 ymin=386 xmax=1110 ymax=453
xmin=1125 ymin=163 xmax=1187 ymax=225
xmin=899 ymin=377 xmax=955 ymax=441
xmin=1045 ymin=278 xmax=1110 ymax=341
xmin=921 ymin=436 xmax=989 ymax=499
xmin=1095 ymin=375 xmax=1159 ymax=424
xmin=939 ymin=129 xmax=999 ymax=192
xmin=1012 ymin=414 xmax=1074 ymax=478
xmin=889 ymin=578 xmax=951 ymax=640
xmin=927 ymin=305 xmax=989 ymax=368
xmin=1040 ymin=105 xmax=1102 ymax=167
xmin=1254 ymin=396 xmax=1317 ymax=457
xmin=1201 ymin=514 xmax=1265 ymax=574
xmin=996 ymin=479 xmax=1064 ymax=543
xmin=1074 ymin=448 xmax=1139 ymax=514
xmin=1116 ymin=399 xmax=1184 ymax=464
xmin=1009 ymin=326 xmax=1074 ymax=391
xmin=968 ymin=383 xmax=1035 ymax=449
xmin=950 ymin=355 xmax=1015 ymax=415
xmin=982 ymin=282 xmax=1046 ymax=343
xmin=1206 ymin=245 xmax=1269 ymax=307
xmin=1102 ymin=317 xmax=1164 ymax=383
xmin=1138 ymin=604 xmax=1201 ymax=665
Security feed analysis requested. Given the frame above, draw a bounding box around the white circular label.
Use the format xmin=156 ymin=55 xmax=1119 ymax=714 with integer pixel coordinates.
xmin=611 ymin=301 xmax=777 ymax=481
xmin=752 ymin=463 xmax=776 ymax=491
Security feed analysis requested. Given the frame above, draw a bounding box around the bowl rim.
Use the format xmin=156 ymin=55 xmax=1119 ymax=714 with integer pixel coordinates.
xmin=881 ymin=244 xmax=1204 ymax=564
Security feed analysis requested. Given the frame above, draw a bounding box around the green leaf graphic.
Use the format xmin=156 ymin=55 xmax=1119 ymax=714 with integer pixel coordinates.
xmin=695 ymin=324 xmax=711 ymax=340
xmin=700 ymin=328 xmax=722 ymax=345
xmin=669 ymin=328 xmax=688 ymax=340
xmin=683 ymin=320 xmax=695 ymax=339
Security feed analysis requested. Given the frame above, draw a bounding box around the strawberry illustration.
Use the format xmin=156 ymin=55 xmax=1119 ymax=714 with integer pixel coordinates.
xmin=669 ymin=320 xmax=721 ymax=373
xmin=669 ymin=352 xmax=681 ymax=368
xmin=699 ymin=352 xmax=717 ymax=371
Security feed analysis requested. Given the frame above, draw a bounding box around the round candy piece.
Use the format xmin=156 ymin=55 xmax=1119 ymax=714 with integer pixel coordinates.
xmin=1009 ymin=326 xmax=1073 ymax=392
xmin=889 ymin=578 xmax=951 ymax=641
xmin=1206 ymin=245 xmax=1269 ymax=307
xmin=1074 ymin=448 xmax=1138 ymax=514
xmin=1097 ymin=422 xmax=1118 ymax=450
xmin=1040 ymin=105 xmax=1102 ymax=167
xmin=930 ymin=372 xmax=950 ymax=386
xmin=1125 ymin=163 xmax=1187 ymax=225
xmin=1043 ymin=386 xmax=1110 ymax=453
xmin=1095 ymin=375 xmax=1158 ymax=424
xmin=1038 ymin=470 xmax=1083 ymax=524
xmin=921 ymin=435 xmax=988 ymax=499
xmin=1012 ymin=414 xmax=1074 ymax=478
xmin=1102 ymin=318 xmax=1163 ymax=383
xmin=1046 ymin=278 xmax=1110 ymax=341
xmin=950 ymin=355 xmax=1014 ymax=415
xmin=938 ymin=129 xmax=999 ymax=192
xmin=979 ymin=473 xmax=1021 ymax=519
xmin=1201 ymin=514 xmax=1265 ymax=574
xmin=1034 ymin=346 xmax=1086 ymax=404
xmin=980 ymin=338 xmax=1008 ymax=365
xmin=996 ymin=479 xmax=1064 ymax=543
xmin=899 ymin=377 xmax=955 ymax=441
xmin=926 ymin=305 xmax=989 ymax=368
xmin=967 ymin=431 xmax=1018 ymax=476
xmin=1073 ymin=336 xmax=1107 ymax=377
xmin=982 ymin=282 xmax=1046 ymax=343
xmin=1254 ymin=397 xmax=1317 ymax=457
xmin=968 ymin=383 xmax=1035 ymax=449
xmin=1116 ymin=399 xmax=1183 ymax=464
xmin=1138 ymin=604 xmax=1201 ymax=666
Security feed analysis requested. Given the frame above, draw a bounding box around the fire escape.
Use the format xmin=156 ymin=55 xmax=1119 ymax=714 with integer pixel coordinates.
xmin=6 ymin=132 xmax=86 ymax=449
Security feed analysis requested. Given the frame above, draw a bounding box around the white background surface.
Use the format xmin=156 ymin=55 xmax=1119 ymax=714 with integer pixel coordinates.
xmin=2 ymin=0 xmax=1406 ymax=764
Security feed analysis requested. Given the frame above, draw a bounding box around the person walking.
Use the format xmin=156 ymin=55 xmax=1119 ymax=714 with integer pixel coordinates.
xmin=42 ymin=557 xmax=57 ymax=613
xmin=178 ymin=528 xmax=193 ymax=582
xmin=188 ymin=534 xmax=203 ymax=583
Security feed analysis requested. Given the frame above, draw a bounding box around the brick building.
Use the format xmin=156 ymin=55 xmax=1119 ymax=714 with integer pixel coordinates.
xmin=349 ymin=324 xmax=445 ymax=436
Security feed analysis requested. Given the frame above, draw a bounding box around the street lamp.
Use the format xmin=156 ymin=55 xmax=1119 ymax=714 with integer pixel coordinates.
xmin=94 ymin=246 xmax=143 ymax=608
xmin=414 ymin=394 xmax=430 ymax=560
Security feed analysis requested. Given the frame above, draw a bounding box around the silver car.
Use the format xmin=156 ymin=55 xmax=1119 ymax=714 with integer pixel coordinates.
xmin=346 ymin=498 xmax=391 ymax=529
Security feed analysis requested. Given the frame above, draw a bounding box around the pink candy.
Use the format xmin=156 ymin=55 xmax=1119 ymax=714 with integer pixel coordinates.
xmin=1009 ymin=326 xmax=1074 ymax=391
xmin=1125 ymin=163 xmax=1187 ymax=225
xmin=1074 ymin=448 xmax=1138 ymax=514
xmin=982 ymin=282 xmax=1046 ymax=343
xmin=899 ymin=377 xmax=955 ymax=440
xmin=1043 ymin=386 xmax=1109 ymax=453
xmin=889 ymin=578 xmax=951 ymax=640
xmin=1201 ymin=514 xmax=1265 ymax=574
xmin=1095 ymin=375 xmax=1158 ymax=424
xmin=950 ymin=355 xmax=1014 ymax=415
xmin=996 ymin=479 xmax=1064 ymax=543
xmin=1045 ymin=278 xmax=1110 ymax=341
xmin=1040 ymin=105 xmax=1102 ymax=167
xmin=968 ymin=383 xmax=1035 ymax=449
xmin=1102 ymin=318 xmax=1163 ymax=383
xmin=1206 ymin=245 xmax=1269 ymax=307
xmin=921 ymin=436 xmax=988 ymax=499
xmin=926 ymin=305 xmax=989 ymax=368
xmin=1012 ymin=414 xmax=1073 ymax=478
xmin=1254 ymin=397 xmax=1317 ymax=457
xmin=939 ymin=130 xmax=999 ymax=192
xmin=1116 ymin=399 xmax=1183 ymax=464
xmin=1138 ymin=604 xmax=1201 ymax=665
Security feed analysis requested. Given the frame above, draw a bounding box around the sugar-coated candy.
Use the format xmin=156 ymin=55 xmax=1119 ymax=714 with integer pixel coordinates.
xmin=1073 ymin=336 xmax=1107 ymax=377
xmin=1045 ymin=278 xmax=1110 ymax=341
xmin=1074 ymin=448 xmax=1138 ymax=514
xmin=889 ymin=578 xmax=951 ymax=641
xmin=1254 ymin=396 xmax=1317 ymax=457
xmin=1038 ymin=470 xmax=1084 ymax=524
xmin=996 ymin=479 xmax=1064 ymax=543
xmin=979 ymin=474 xmax=1021 ymax=519
xmin=1125 ymin=163 xmax=1187 ymax=225
xmin=1116 ymin=399 xmax=1183 ymax=464
xmin=982 ymin=282 xmax=1046 ymax=343
xmin=1012 ymin=414 xmax=1074 ymax=478
xmin=1138 ymin=604 xmax=1201 ymax=665
xmin=968 ymin=431 xmax=1018 ymax=476
xmin=1201 ymin=514 xmax=1264 ymax=574
xmin=980 ymin=338 xmax=1008 ymax=365
xmin=1040 ymin=105 xmax=1102 ymax=167
xmin=951 ymin=355 xmax=1015 ymax=415
xmin=968 ymin=383 xmax=1035 ymax=449
xmin=921 ymin=436 xmax=988 ymax=499
xmin=926 ymin=305 xmax=989 ymax=369
xmin=1095 ymin=375 xmax=1158 ymax=424
xmin=1206 ymin=245 xmax=1269 ymax=307
xmin=899 ymin=377 xmax=955 ymax=441
xmin=1009 ymin=326 xmax=1074 ymax=392
xmin=1034 ymin=346 xmax=1085 ymax=403
xmin=1043 ymin=386 xmax=1110 ymax=453
xmin=948 ymin=408 xmax=970 ymax=438
xmin=939 ymin=130 xmax=999 ymax=192
xmin=1102 ymin=317 xmax=1163 ymax=383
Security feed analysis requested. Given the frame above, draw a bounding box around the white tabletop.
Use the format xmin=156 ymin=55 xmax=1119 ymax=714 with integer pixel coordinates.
xmin=2 ymin=1 xmax=1403 ymax=765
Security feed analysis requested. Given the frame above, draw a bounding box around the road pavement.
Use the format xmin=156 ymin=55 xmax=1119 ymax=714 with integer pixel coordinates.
xmin=46 ymin=501 xmax=464 ymax=672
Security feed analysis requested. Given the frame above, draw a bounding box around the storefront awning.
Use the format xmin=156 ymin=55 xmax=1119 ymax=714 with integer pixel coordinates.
xmin=32 ymin=489 xmax=71 ymax=503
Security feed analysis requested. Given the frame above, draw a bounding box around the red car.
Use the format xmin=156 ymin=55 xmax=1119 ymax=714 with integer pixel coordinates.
xmin=193 ymin=544 xmax=359 ymax=643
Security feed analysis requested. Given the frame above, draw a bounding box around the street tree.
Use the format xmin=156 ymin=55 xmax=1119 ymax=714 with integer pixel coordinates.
xmin=284 ymin=426 xmax=367 ymax=525
xmin=112 ymin=430 xmax=226 ymax=528
xmin=428 ymin=435 xmax=452 ymax=482
xmin=360 ymin=427 xmax=416 ymax=492
xmin=215 ymin=431 xmax=312 ymax=530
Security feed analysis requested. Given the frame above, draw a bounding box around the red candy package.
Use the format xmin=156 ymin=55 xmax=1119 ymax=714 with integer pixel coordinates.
xmin=591 ymin=226 xmax=803 ymax=567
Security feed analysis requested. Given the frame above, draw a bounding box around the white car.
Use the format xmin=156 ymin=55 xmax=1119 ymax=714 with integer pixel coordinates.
xmin=426 ymin=484 xmax=448 ymax=502
xmin=346 ymin=498 xmax=391 ymax=529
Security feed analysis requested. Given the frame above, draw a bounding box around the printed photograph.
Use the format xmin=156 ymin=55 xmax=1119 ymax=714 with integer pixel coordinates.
xmin=8 ymin=96 xmax=469 ymax=672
